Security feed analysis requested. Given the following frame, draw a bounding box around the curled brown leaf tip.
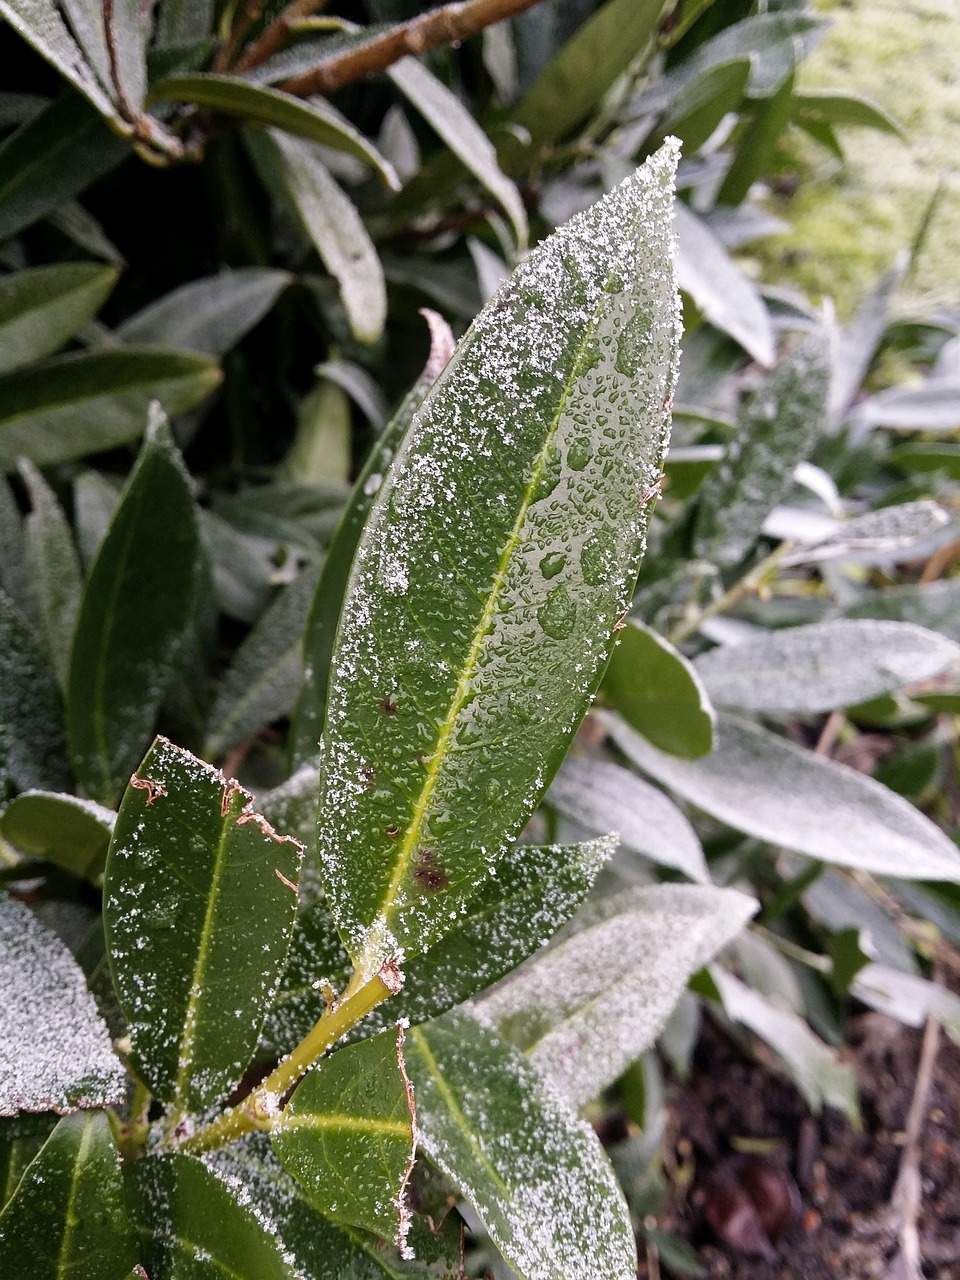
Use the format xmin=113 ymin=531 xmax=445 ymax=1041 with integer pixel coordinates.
xmin=129 ymin=775 xmax=167 ymax=804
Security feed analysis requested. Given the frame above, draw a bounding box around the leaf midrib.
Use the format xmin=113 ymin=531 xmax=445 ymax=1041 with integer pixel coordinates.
xmin=279 ymin=1113 xmax=409 ymax=1137
xmin=56 ymin=1118 xmax=91 ymax=1278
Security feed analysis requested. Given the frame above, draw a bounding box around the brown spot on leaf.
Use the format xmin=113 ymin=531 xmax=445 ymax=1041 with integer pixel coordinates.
xmin=412 ymin=848 xmax=448 ymax=892
xmin=379 ymin=696 xmax=399 ymax=716
xmin=129 ymin=775 xmax=167 ymax=804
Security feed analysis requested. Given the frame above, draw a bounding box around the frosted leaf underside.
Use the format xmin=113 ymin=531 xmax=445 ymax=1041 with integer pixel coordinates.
xmin=319 ymin=142 xmax=681 ymax=978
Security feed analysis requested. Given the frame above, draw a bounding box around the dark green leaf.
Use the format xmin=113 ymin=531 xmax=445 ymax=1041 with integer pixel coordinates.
xmin=891 ymin=442 xmax=960 ymax=477
xmin=0 ymin=3 xmax=119 ymax=122
xmin=0 ymin=589 xmax=70 ymax=794
xmin=0 ymin=263 xmax=117 ymax=374
xmin=155 ymin=0 xmax=214 ymax=47
xmin=273 ymin=1028 xmax=415 ymax=1248
xmin=717 ymin=71 xmax=795 ymax=207
xmin=0 ymin=347 xmax=221 ymax=470
xmin=828 ymin=927 xmax=873 ymax=997
xmin=46 ymin=199 xmax=125 ymax=265
xmin=67 ymin=415 xmax=200 ymax=805
xmin=0 ymin=1112 xmax=136 ymax=1279
xmin=117 ymin=268 xmax=291 ymax=356
xmin=0 ymin=93 xmax=128 ymax=244
xmin=105 ymin=736 xmax=303 ymax=1111
xmin=319 ymin=144 xmax=680 ymax=981
xmin=0 ymin=894 xmax=124 ymax=1114
xmin=126 ymin=1151 xmax=298 ymax=1279
xmin=0 ymin=475 xmax=29 ymax=614
xmin=694 ymin=331 xmax=830 ymax=565
xmin=19 ymin=459 xmax=82 ymax=691
xmin=148 ymin=74 xmax=399 ymax=186
xmin=0 ymin=790 xmax=113 ymax=882
xmin=480 ymin=885 xmax=756 ymax=1106
xmin=792 ymin=90 xmax=904 ymax=138
xmin=601 ymin=619 xmax=715 ymax=758
xmin=650 ymin=58 xmax=751 ymax=156
xmin=0 ymin=1113 xmax=57 ymax=1211
xmin=406 ymin=1009 xmax=637 ymax=1280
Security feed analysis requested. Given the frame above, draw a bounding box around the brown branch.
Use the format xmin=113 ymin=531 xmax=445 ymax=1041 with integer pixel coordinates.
xmin=232 ymin=0 xmax=330 ymax=75
xmin=213 ymin=0 xmax=268 ymax=73
xmin=280 ymin=0 xmax=546 ymax=99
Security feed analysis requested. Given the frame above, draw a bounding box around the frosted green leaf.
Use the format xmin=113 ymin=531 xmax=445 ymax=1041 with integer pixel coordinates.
xmin=857 ymin=380 xmax=960 ymax=431
xmin=607 ymin=713 xmax=960 ymax=882
xmin=19 ymin=458 xmax=82 ymax=692
xmin=547 ymin=755 xmax=709 ymax=883
xmin=479 ymin=884 xmax=756 ymax=1106
xmin=0 ymin=588 xmax=70 ymax=794
xmin=852 ymin=965 xmax=960 ymax=1049
xmin=320 ymin=142 xmax=681 ymax=981
xmin=0 ymin=2 xmax=120 ymax=122
xmin=0 ymin=790 xmax=113 ymax=883
xmin=0 ymin=894 xmax=124 ymax=1114
xmin=406 ymin=1009 xmax=636 ymax=1280
xmin=781 ymin=499 xmax=950 ymax=567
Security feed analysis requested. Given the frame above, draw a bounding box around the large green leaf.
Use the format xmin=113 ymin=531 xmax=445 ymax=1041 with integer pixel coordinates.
xmin=273 ymin=1028 xmax=415 ymax=1249
xmin=19 ymin=459 xmax=82 ymax=692
xmin=0 ymin=790 xmax=113 ymax=883
xmin=693 ymin=331 xmax=830 ymax=565
xmin=0 ymin=1112 xmax=137 ymax=1279
xmin=290 ymin=312 xmax=455 ymax=769
xmin=67 ymin=415 xmax=200 ymax=805
xmin=607 ymin=713 xmax=960 ymax=882
xmin=480 ymin=884 xmax=756 ymax=1106
xmin=695 ymin=619 xmax=960 ymax=714
xmin=0 ymin=1113 xmax=57 ymax=1211
xmin=0 ymin=263 xmax=117 ymax=374
xmin=149 ymin=74 xmax=399 ymax=186
xmin=406 ymin=1010 xmax=636 ymax=1280
xmin=0 ymin=895 xmax=124 ymax=1115
xmin=648 ymin=58 xmax=751 ymax=155
xmin=0 ymin=3 xmax=119 ymax=122
xmin=600 ymin=618 xmax=715 ymax=758
xmin=247 ymin=129 xmax=387 ymax=345
xmin=105 ymin=736 xmax=303 ymax=1112
xmin=0 ymin=93 xmax=129 ymax=244
xmin=0 ymin=347 xmax=221 ymax=470
xmin=0 ymin=590 xmax=70 ymax=795
xmin=263 ymin=837 xmax=614 ymax=1054
xmin=319 ymin=143 xmax=680 ymax=981
xmin=126 ymin=1152 xmax=298 ymax=1279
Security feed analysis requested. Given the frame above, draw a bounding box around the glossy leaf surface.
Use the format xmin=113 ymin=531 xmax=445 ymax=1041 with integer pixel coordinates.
xmin=67 ymin=417 xmax=200 ymax=805
xmin=273 ymin=1028 xmax=415 ymax=1248
xmin=608 ymin=713 xmax=960 ymax=882
xmin=105 ymin=736 xmax=303 ymax=1111
xmin=408 ymin=1010 xmax=635 ymax=1280
xmin=319 ymin=144 xmax=680 ymax=980
xmin=0 ymin=1112 xmax=136 ymax=1279
xmin=0 ymin=894 xmax=124 ymax=1114
xmin=0 ymin=590 xmax=70 ymax=795
xmin=0 ymin=347 xmax=221 ymax=470
xmin=0 ymin=790 xmax=113 ymax=882
xmin=480 ymin=884 xmax=756 ymax=1106
xmin=19 ymin=459 xmax=82 ymax=691
xmin=601 ymin=619 xmax=715 ymax=758
xmin=0 ymin=263 xmax=117 ymax=374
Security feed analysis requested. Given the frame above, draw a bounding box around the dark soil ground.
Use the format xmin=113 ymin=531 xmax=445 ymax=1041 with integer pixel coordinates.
xmin=640 ymin=1011 xmax=960 ymax=1280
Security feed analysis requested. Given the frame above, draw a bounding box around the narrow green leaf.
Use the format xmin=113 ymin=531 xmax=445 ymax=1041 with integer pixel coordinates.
xmin=263 ymin=837 xmax=614 ymax=1055
xmin=827 ymin=256 xmax=907 ymax=428
xmin=149 ymin=73 xmax=399 ymax=186
xmin=407 ymin=1009 xmax=637 ymax=1280
xmin=117 ymin=268 xmax=291 ymax=356
xmin=103 ymin=0 xmax=147 ymax=113
xmin=0 ymin=790 xmax=113 ymax=882
xmin=601 ymin=618 xmax=715 ymax=758
xmin=857 ymin=378 xmax=960 ymax=431
xmin=273 ymin=1028 xmax=415 ymax=1249
xmin=248 ymin=128 xmax=387 ymax=345
xmin=388 ymin=57 xmax=527 ymax=249
xmin=19 ymin=459 xmax=83 ymax=691
xmin=547 ymin=755 xmax=709 ymax=882
xmin=46 ymin=198 xmax=125 ymax=266
xmin=105 ymin=736 xmax=303 ymax=1111
xmin=694 ymin=619 xmax=960 ymax=714
xmin=320 ymin=143 xmax=681 ymax=980
xmin=205 ymin=561 xmax=323 ymax=760
xmin=291 ymin=312 xmax=454 ymax=769
xmin=0 ymin=263 xmax=117 ymax=374
xmin=279 ymin=376 xmax=352 ymax=488
xmin=481 ymin=884 xmax=756 ymax=1105
xmin=0 ymin=2 xmax=120 ymax=122
xmin=0 ymin=590 xmax=70 ymax=795
xmin=0 ymin=894 xmax=124 ymax=1114
xmin=67 ymin=415 xmax=200 ymax=805
xmin=0 ymin=92 xmax=129 ymax=244
xmin=0 ymin=1112 xmax=137 ymax=1279
xmin=891 ymin=441 xmax=960 ymax=477
xmin=649 ymin=58 xmax=751 ymax=155
xmin=0 ymin=348 xmax=221 ymax=471
xmin=126 ymin=1151 xmax=298 ymax=1279
xmin=717 ymin=70 xmax=795 ymax=207
xmin=694 ymin=331 xmax=830 ymax=564
xmin=0 ymin=1114 xmax=57 ymax=1211
xmin=710 ymin=968 xmax=858 ymax=1121
xmin=512 ymin=0 xmax=663 ymax=148
xmin=607 ymin=712 xmax=960 ymax=882
xmin=675 ymin=202 xmax=776 ymax=368
xmin=793 ymin=90 xmax=905 ymax=138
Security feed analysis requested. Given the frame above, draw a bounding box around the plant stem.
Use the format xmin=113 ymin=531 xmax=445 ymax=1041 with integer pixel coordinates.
xmin=280 ymin=0 xmax=546 ymax=98
xmin=179 ymin=972 xmax=394 ymax=1156
xmin=667 ymin=543 xmax=788 ymax=646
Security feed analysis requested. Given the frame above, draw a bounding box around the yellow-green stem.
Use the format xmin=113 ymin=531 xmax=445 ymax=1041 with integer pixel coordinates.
xmin=668 ymin=543 xmax=788 ymax=647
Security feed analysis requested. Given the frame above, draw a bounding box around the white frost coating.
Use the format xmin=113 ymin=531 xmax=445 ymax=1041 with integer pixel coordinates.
xmin=694 ymin=618 xmax=960 ymax=714
xmin=478 ymin=884 xmax=756 ymax=1107
xmin=0 ymin=894 xmax=125 ymax=1114
xmin=548 ymin=755 xmax=709 ymax=883
xmin=318 ymin=140 xmax=683 ymax=979
xmin=606 ymin=711 xmax=960 ymax=882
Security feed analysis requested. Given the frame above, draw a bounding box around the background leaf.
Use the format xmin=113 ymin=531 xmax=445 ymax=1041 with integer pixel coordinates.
xmin=0 ymin=590 xmax=70 ymax=795
xmin=19 ymin=458 xmax=83 ymax=692
xmin=0 ymin=3 xmax=119 ymax=122
xmin=0 ymin=790 xmax=113 ymax=882
xmin=0 ymin=263 xmax=117 ymax=374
